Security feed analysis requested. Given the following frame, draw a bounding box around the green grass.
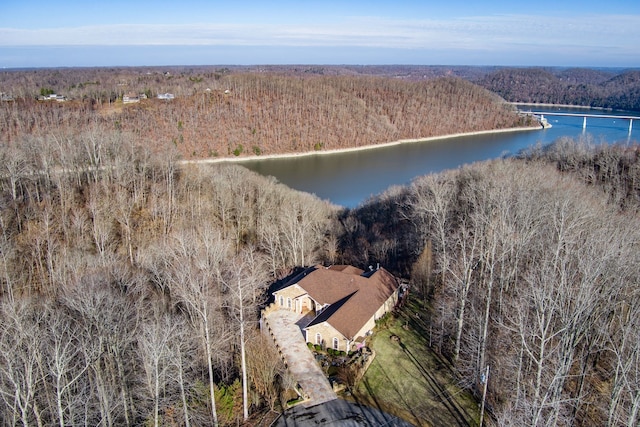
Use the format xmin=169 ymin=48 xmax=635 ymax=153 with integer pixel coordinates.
xmin=351 ymin=297 xmax=479 ymax=427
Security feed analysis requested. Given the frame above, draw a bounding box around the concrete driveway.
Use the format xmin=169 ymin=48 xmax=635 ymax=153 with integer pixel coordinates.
xmin=263 ymin=309 xmax=337 ymax=407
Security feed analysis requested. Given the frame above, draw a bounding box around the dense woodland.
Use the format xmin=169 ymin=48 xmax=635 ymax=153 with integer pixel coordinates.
xmin=0 ymin=127 xmax=340 ymax=425
xmin=337 ymin=139 xmax=640 ymax=426
xmin=0 ymin=67 xmax=529 ymax=160
xmin=477 ymin=67 xmax=640 ymax=111
xmin=2 ymin=67 xmax=640 ymax=426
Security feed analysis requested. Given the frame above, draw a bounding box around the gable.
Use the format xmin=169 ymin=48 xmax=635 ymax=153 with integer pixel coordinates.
xmin=301 ymin=266 xmax=400 ymax=340
xmin=305 ymin=321 xmax=348 ymax=345
xmin=295 ymin=267 xmax=360 ymax=305
xmin=273 ymin=283 xmax=307 ymax=301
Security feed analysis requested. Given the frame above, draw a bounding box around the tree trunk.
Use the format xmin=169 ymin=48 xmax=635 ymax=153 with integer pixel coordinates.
xmin=204 ymin=314 xmax=219 ymax=427
xmin=240 ymin=312 xmax=248 ymax=421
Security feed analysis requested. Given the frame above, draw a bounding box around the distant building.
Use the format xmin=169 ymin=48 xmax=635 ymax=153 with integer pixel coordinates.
xmin=40 ymin=94 xmax=66 ymax=102
xmin=0 ymin=92 xmax=14 ymax=102
xmin=157 ymin=93 xmax=175 ymax=100
xmin=123 ymin=93 xmax=148 ymax=104
xmin=123 ymin=93 xmax=140 ymax=104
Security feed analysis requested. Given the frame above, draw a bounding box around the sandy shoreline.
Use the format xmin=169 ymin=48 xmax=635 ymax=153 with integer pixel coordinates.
xmin=182 ymin=125 xmax=541 ymax=165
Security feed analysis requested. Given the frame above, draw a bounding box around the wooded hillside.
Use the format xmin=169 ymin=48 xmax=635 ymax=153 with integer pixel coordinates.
xmin=1 ymin=68 xmax=530 ymax=159
xmin=0 ymin=129 xmax=339 ymax=425
xmin=477 ymin=67 xmax=640 ymax=111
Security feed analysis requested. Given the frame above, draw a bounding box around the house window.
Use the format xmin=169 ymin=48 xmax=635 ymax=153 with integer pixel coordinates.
xmin=315 ymin=333 xmax=322 ymax=345
xmin=279 ymin=296 xmax=284 ymax=306
xmin=287 ymin=298 xmax=292 ymax=309
xmin=333 ymin=337 xmax=339 ymax=350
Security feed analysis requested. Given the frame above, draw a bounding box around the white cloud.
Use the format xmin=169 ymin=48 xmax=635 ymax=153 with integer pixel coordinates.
xmin=0 ymin=14 xmax=638 ymax=58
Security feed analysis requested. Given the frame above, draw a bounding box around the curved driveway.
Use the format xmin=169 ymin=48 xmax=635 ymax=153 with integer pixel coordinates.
xmin=264 ymin=309 xmax=337 ymax=407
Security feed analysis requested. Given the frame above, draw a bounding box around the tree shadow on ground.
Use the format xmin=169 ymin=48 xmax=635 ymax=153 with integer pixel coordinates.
xmin=353 ymin=297 xmax=479 ymax=427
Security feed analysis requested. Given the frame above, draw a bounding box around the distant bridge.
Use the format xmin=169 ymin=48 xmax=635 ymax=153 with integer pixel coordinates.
xmin=521 ymin=110 xmax=640 ymax=132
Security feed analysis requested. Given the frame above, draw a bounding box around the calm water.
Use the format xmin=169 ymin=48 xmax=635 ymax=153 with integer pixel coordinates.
xmin=236 ymin=106 xmax=639 ymax=207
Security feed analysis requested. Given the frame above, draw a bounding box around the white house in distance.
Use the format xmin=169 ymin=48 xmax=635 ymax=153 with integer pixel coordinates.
xmin=157 ymin=93 xmax=175 ymax=100
xmin=272 ymin=265 xmax=400 ymax=352
xmin=40 ymin=94 xmax=66 ymax=102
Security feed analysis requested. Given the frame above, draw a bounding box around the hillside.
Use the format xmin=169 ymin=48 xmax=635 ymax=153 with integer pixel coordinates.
xmin=1 ymin=68 xmax=530 ymax=159
xmin=477 ymin=67 xmax=640 ymax=111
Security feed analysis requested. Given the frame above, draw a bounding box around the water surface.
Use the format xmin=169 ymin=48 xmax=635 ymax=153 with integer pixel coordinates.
xmin=237 ymin=106 xmax=639 ymax=207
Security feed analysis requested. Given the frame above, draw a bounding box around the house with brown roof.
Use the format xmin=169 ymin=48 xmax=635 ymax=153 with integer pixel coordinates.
xmin=272 ymin=265 xmax=400 ymax=352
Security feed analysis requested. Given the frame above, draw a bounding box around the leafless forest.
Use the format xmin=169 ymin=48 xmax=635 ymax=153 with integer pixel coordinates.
xmin=1 ymin=67 xmax=638 ymax=426
xmin=477 ymin=67 xmax=640 ymax=111
xmin=337 ymin=139 xmax=640 ymax=427
xmin=0 ymin=129 xmax=339 ymax=425
xmin=0 ymin=67 xmax=530 ymax=159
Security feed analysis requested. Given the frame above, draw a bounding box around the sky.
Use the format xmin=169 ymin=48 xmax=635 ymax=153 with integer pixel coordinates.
xmin=1 ymin=0 xmax=639 ymax=68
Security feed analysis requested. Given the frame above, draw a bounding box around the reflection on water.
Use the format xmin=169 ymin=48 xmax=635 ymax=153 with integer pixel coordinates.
xmin=236 ymin=107 xmax=639 ymax=207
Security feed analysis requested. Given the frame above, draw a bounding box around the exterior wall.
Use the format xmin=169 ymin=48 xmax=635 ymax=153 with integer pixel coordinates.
xmin=374 ymin=290 xmax=399 ymax=320
xmin=352 ymin=289 xmax=399 ymax=340
xmin=273 ymin=284 xmax=319 ymax=314
xmin=352 ymin=317 xmax=376 ymax=342
xmin=305 ymin=322 xmax=349 ymax=352
xmin=273 ymin=284 xmax=306 ymax=312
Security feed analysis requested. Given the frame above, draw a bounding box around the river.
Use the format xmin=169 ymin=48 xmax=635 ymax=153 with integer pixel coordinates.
xmin=236 ymin=106 xmax=639 ymax=208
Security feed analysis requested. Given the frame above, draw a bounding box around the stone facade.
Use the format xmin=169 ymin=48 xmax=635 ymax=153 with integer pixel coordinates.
xmin=274 ymin=284 xmax=306 ymax=312
xmin=305 ymin=321 xmax=349 ymax=352
xmin=274 ymin=284 xmax=321 ymax=315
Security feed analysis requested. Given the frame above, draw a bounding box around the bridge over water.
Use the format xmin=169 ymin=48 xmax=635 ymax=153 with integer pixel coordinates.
xmin=521 ymin=110 xmax=640 ymax=132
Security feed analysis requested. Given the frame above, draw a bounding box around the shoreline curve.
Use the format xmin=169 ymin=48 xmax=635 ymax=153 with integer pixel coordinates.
xmin=181 ymin=125 xmax=541 ymax=165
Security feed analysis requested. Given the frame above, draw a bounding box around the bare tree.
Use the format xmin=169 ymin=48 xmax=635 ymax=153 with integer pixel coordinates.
xmin=167 ymin=317 xmax=196 ymax=427
xmin=87 ymin=184 xmax=115 ymax=261
xmin=0 ymin=299 xmax=46 ymax=427
xmin=61 ymin=273 xmax=139 ymax=426
xmin=221 ymin=246 xmax=269 ymax=421
xmin=245 ymin=332 xmax=286 ymax=411
xmin=410 ymin=172 xmax=455 ymax=285
xmin=165 ymin=228 xmax=230 ymax=427
xmin=447 ymin=220 xmax=480 ymax=363
xmin=42 ymin=303 xmax=92 ymax=427
xmin=138 ymin=305 xmax=179 ymax=427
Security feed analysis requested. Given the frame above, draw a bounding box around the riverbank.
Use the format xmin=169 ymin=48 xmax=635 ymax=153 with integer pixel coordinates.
xmin=180 ymin=125 xmax=541 ymax=165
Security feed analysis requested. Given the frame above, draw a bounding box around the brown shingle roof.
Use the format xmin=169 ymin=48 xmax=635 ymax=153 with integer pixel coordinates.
xmin=295 ymin=267 xmax=359 ymax=305
xmin=298 ymin=266 xmax=399 ymax=339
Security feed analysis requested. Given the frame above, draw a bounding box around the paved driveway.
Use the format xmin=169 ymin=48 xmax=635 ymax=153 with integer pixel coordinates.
xmin=264 ymin=309 xmax=337 ymax=407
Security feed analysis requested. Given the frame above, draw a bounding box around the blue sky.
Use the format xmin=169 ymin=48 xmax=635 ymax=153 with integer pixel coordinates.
xmin=1 ymin=0 xmax=639 ymax=68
